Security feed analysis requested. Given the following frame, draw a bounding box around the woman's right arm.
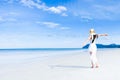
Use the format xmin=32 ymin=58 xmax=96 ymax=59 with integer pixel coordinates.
xmin=82 ymin=35 xmax=91 ymax=48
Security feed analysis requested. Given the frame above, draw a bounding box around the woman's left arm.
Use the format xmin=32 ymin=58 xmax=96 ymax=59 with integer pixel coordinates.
xmin=98 ymin=34 xmax=108 ymax=37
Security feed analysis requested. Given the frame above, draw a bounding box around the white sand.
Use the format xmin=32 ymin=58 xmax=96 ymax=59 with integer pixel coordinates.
xmin=0 ymin=49 xmax=120 ymax=80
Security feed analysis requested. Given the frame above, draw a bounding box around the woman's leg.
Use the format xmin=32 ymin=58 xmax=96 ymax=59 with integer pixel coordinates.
xmin=93 ymin=51 xmax=99 ymax=68
xmin=95 ymin=58 xmax=99 ymax=68
xmin=90 ymin=52 xmax=95 ymax=68
xmin=90 ymin=51 xmax=99 ymax=68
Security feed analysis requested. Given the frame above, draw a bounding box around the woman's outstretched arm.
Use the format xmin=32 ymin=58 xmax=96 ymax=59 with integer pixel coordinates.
xmin=82 ymin=35 xmax=91 ymax=48
xmin=98 ymin=34 xmax=108 ymax=37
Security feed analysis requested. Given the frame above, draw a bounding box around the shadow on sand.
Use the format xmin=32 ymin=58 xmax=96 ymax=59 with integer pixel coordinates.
xmin=49 ymin=65 xmax=90 ymax=69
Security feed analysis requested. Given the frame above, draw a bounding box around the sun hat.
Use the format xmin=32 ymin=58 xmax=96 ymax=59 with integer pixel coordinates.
xmin=90 ymin=28 xmax=95 ymax=34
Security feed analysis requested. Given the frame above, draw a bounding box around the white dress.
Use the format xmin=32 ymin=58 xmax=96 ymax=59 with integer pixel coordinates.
xmin=88 ymin=34 xmax=98 ymax=65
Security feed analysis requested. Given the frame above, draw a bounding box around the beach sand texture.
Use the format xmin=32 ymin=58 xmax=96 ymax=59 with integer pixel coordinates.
xmin=0 ymin=49 xmax=120 ymax=80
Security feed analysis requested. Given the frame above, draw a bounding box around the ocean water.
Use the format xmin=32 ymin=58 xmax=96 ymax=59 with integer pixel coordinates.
xmin=0 ymin=48 xmax=85 ymax=65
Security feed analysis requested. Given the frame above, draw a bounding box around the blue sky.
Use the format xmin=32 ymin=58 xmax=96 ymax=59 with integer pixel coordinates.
xmin=0 ymin=0 xmax=120 ymax=48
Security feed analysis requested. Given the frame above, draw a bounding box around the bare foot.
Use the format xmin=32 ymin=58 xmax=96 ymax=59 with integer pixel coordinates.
xmin=95 ymin=66 xmax=99 ymax=68
xmin=91 ymin=66 xmax=94 ymax=68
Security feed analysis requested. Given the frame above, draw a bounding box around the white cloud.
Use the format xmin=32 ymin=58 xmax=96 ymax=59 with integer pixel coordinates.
xmin=90 ymin=4 xmax=120 ymax=20
xmin=61 ymin=13 xmax=68 ymax=16
xmin=93 ymin=4 xmax=120 ymax=14
xmin=36 ymin=0 xmax=41 ymax=3
xmin=0 ymin=12 xmax=18 ymax=22
xmin=80 ymin=15 xmax=93 ymax=20
xmin=42 ymin=22 xmax=60 ymax=28
xmin=48 ymin=6 xmax=67 ymax=14
xmin=21 ymin=0 xmax=47 ymax=9
xmin=21 ymin=0 xmax=37 ymax=8
xmin=70 ymin=0 xmax=120 ymax=20
xmin=20 ymin=0 xmax=67 ymax=16
xmin=80 ymin=15 xmax=93 ymax=22
xmin=8 ymin=12 xmax=19 ymax=16
xmin=72 ymin=11 xmax=93 ymax=22
xmin=36 ymin=21 xmax=70 ymax=30
xmin=0 ymin=15 xmax=17 ymax=22
xmin=60 ymin=27 xmax=70 ymax=30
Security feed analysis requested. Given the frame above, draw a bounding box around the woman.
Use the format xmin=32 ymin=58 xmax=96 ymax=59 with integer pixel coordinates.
xmin=82 ymin=29 xmax=108 ymax=68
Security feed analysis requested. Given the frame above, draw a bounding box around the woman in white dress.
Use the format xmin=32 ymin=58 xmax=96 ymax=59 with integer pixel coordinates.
xmin=82 ymin=29 xmax=108 ymax=68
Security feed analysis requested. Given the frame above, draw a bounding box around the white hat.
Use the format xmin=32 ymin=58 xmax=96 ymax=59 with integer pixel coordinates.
xmin=90 ymin=28 xmax=95 ymax=34
xmin=90 ymin=28 xmax=94 ymax=32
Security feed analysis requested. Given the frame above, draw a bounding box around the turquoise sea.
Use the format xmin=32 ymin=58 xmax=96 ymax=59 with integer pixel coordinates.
xmin=0 ymin=48 xmax=82 ymax=51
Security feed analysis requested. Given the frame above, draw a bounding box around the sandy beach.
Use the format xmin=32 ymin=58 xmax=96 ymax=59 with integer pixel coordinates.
xmin=0 ymin=48 xmax=120 ymax=80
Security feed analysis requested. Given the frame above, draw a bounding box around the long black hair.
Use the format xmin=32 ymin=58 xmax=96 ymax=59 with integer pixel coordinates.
xmin=92 ymin=34 xmax=98 ymax=43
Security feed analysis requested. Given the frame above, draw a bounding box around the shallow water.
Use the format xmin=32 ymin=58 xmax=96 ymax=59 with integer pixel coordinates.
xmin=0 ymin=48 xmax=85 ymax=64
